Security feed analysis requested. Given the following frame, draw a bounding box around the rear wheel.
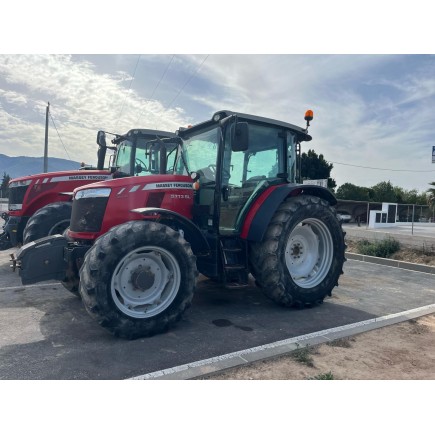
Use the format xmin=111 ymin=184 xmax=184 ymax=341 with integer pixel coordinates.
xmin=250 ymin=195 xmax=345 ymax=307
xmin=23 ymin=202 xmax=72 ymax=245
xmin=79 ymin=220 xmax=197 ymax=339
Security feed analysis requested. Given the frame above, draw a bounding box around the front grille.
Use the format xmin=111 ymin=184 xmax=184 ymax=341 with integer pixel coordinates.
xmin=9 ymin=185 xmax=29 ymax=208
xmin=70 ymin=197 xmax=109 ymax=232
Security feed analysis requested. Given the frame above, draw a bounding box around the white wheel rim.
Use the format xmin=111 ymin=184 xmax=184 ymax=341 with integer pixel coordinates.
xmin=111 ymin=245 xmax=181 ymax=318
xmin=285 ymin=218 xmax=333 ymax=288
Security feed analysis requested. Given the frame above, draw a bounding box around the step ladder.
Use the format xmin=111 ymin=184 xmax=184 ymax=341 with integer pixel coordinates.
xmin=219 ymin=237 xmax=249 ymax=289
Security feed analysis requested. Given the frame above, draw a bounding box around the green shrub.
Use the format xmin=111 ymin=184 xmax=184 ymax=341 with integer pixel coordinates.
xmin=356 ymin=237 xmax=400 ymax=258
xmin=307 ymin=371 xmax=335 ymax=380
xmin=292 ymin=344 xmax=315 ymax=367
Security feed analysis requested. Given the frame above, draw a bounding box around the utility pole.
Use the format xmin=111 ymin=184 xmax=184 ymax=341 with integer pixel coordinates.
xmin=43 ymin=102 xmax=50 ymax=173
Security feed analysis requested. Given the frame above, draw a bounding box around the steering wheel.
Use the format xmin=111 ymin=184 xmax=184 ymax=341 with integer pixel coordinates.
xmin=207 ymin=164 xmax=217 ymax=175
xmin=135 ymin=158 xmax=148 ymax=172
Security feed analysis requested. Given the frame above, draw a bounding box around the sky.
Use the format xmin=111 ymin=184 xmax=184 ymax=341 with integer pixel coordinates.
xmin=1 ymin=2 xmax=435 ymax=196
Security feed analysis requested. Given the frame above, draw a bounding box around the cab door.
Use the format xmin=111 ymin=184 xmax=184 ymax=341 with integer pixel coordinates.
xmin=219 ymin=122 xmax=288 ymax=234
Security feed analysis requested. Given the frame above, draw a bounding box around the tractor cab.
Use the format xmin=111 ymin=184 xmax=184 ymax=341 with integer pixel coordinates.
xmin=97 ymin=129 xmax=176 ymax=177
xmin=172 ymin=111 xmax=313 ymax=236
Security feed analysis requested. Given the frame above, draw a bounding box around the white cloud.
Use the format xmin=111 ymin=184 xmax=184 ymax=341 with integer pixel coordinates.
xmin=0 ymin=53 xmax=434 ymax=192
xmin=0 ymin=54 xmax=189 ymax=164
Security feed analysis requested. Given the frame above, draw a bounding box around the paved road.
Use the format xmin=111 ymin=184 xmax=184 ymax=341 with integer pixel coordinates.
xmin=0 ymin=246 xmax=434 ymax=380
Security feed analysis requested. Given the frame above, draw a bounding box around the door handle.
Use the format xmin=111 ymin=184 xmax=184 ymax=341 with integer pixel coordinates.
xmin=222 ymin=185 xmax=229 ymax=201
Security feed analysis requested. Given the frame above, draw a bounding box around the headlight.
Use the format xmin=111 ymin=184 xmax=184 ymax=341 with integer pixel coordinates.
xmin=74 ymin=188 xmax=111 ymax=199
xmin=9 ymin=179 xmax=32 ymax=188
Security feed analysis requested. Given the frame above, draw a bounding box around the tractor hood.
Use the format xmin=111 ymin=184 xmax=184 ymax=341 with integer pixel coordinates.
xmin=72 ymin=174 xmax=193 ymax=198
xmin=9 ymin=169 xmax=112 ymax=187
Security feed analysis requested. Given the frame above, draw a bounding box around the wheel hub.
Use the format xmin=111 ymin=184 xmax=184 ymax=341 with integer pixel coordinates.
xmin=131 ymin=266 xmax=155 ymax=291
xmin=289 ymin=240 xmax=304 ymax=260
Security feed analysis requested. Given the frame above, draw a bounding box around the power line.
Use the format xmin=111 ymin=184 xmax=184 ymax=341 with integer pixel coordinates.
xmin=149 ymin=54 xmax=175 ymax=101
xmin=115 ymin=54 xmax=141 ymax=130
xmin=134 ymin=54 xmax=175 ymax=126
xmin=331 ymin=161 xmax=435 ymax=173
xmin=49 ymin=111 xmax=71 ymax=161
xmin=167 ymin=54 xmax=209 ymax=109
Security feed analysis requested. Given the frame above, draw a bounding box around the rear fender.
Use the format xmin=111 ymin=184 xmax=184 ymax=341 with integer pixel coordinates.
xmin=131 ymin=207 xmax=211 ymax=256
xmin=240 ymin=184 xmax=337 ymax=242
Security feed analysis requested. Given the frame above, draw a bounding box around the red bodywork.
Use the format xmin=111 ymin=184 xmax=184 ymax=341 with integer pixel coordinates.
xmin=9 ymin=170 xmax=112 ymax=218
xmin=68 ymin=174 xmax=195 ymax=241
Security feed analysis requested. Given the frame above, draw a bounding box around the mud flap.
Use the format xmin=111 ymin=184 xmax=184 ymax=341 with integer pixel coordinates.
xmin=13 ymin=234 xmax=68 ymax=285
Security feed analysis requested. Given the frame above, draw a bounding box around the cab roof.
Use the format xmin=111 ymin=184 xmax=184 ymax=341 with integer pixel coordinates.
xmin=179 ymin=110 xmax=312 ymax=142
xmin=112 ymin=129 xmax=175 ymax=145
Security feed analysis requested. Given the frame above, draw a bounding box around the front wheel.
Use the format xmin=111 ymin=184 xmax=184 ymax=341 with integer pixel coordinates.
xmin=250 ymin=195 xmax=346 ymax=307
xmin=23 ymin=202 xmax=72 ymax=245
xmin=79 ymin=220 xmax=198 ymax=339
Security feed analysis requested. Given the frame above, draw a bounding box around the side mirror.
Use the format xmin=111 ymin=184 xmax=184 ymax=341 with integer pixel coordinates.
xmin=231 ymin=122 xmax=249 ymax=152
xmin=96 ymin=131 xmax=107 ymax=170
xmin=97 ymin=131 xmax=107 ymax=148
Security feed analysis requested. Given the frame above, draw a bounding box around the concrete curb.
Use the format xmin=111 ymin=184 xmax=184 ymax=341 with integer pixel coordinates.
xmin=128 ymin=304 xmax=435 ymax=380
xmin=345 ymin=252 xmax=435 ymax=274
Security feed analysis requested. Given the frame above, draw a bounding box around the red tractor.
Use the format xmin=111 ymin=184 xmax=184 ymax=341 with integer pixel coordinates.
xmin=13 ymin=110 xmax=346 ymax=339
xmin=0 ymin=128 xmax=175 ymax=250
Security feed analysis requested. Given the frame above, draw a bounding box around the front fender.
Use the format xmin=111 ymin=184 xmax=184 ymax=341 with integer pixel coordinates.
xmin=131 ymin=207 xmax=211 ymax=256
xmin=240 ymin=184 xmax=337 ymax=242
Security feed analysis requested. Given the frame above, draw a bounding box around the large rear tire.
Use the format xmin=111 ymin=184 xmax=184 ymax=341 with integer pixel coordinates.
xmin=23 ymin=202 xmax=72 ymax=245
xmin=249 ymin=195 xmax=345 ymax=307
xmin=79 ymin=220 xmax=197 ymax=339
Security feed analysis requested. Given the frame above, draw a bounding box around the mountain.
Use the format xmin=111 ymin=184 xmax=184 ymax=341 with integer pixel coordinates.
xmin=0 ymin=154 xmax=83 ymax=180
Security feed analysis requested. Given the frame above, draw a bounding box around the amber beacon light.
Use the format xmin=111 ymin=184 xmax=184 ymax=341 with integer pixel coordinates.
xmin=304 ymin=109 xmax=313 ymax=120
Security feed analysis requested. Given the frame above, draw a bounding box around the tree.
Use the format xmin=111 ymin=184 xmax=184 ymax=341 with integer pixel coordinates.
xmin=300 ymin=149 xmax=336 ymax=190
xmin=370 ymin=181 xmax=397 ymax=203
xmin=428 ymin=182 xmax=435 ymax=210
xmin=0 ymin=172 xmax=10 ymax=198
xmin=336 ymin=183 xmax=372 ymax=201
xmin=336 ymin=180 xmax=430 ymax=205
xmin=393 ymin=186 xmax=427 ymax=205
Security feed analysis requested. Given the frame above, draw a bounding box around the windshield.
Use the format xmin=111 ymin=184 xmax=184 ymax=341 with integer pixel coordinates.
xmin=114 ymin=137 xmax=179 ymax=176
xmin=181 ymin=126 xmax=219 ymax=181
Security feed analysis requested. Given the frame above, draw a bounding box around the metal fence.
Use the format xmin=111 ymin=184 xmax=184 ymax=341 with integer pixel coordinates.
xmin=335 ymin=200 xmax=434 ymax=226
xmin=397 ymin=204 xmax=433 ymax=223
